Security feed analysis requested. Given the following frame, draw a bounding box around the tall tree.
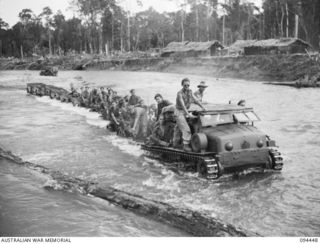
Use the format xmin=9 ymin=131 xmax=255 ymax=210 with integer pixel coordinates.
xmin=52 ymin=11 xmax=66 ymax=55
xmin=39 ymin=7 xmax=54 ymax=55
xmin=0 ymin=18 xmax=9 ymax=56
xmin=18 ymin=8 xmax=34 ymax=58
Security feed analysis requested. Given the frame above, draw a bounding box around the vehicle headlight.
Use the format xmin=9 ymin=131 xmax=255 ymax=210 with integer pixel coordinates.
xmin=225 ymin=142 xmax=233 ymax=151
xmin=257 ymin=139 xmax=264 ymax=148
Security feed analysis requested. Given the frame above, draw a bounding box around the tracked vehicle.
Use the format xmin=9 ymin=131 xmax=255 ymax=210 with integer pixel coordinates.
xmin=142 ymin=104 xmax=283 ymax=180
xmin=26 ymin=83 xmax=283 ymax=180
xmin=26 ymin=83 xmax=47 ymax=96
xmin=27 ymin=83 xmax=69 ymax=101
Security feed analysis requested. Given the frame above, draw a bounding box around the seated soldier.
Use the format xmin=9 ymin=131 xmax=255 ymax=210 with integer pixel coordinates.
xmin=79 ymin=86 xmax=90 ymax=107
xmin=117 ymin=99 xmax=132 ymax=137
xmin=106 ymin=88 xmax=114 ymax=104
xmin=148 ymin=121 xmax=170 ymax=147
xmin=148 ymin=104 xmax=176 ymax=147
xmin=128 ymin=89 xmax=144 ymax=107
xmin=128 ymin=105 xmax=148 ymax=140
xmin=154 ymin=93 xmax=172 ymax=121
xmin=68 ymin=83 xmax=81 ymax=106
xmin=99 ymin=87 xmax=108 ymax=107
xmin=69 ymin=83 xmax=79 ymax=97
xmin=89 ymin=88 xmax=102 ymax=111
xmin=108 ymin=100 xmax=120 ymax=132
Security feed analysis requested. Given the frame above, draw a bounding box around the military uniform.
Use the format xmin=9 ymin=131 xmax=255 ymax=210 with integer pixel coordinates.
xmin=174 ymin=88 xmax=200 ymax=147
xmin=194 ymin=90 xmax=203 ymax=102
xmin=156 ymin=99 xmax=172 ymax=121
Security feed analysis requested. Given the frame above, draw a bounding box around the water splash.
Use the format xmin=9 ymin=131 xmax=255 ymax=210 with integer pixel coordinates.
xmin=102 ymin=135 xmax=143 ymax=157
xmin=34 ymin=96 xmax=109 ymax=128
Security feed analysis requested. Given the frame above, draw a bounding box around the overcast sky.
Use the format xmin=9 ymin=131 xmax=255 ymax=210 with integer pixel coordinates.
xmin=0 ymin=0 xmax=180 ymax=27
xmin=0 ymin=0 xmax=262 ymax=27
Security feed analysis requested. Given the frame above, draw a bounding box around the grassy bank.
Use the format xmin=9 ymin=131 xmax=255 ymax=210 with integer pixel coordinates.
xmin=148 ymin=54 xmax=320 ymax=82
xmin=1 ymin=53 xmax=319 ymax=82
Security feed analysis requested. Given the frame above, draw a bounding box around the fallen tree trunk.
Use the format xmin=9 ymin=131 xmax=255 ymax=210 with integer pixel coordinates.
xmin=0 ymin=148 xmax=260 ymax=237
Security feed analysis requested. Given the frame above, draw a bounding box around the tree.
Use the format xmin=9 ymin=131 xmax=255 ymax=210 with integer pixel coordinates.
xmin=18 ymin=9 xmax=35 ymax=58
xmin=39 ymin=7 xmax=54 ymax=55
xmin=0 ymin=18 xmax=9 ymax=30
xmin=299 ymin=0 xmax=320 ymax=49
xmin=0 ymin=18 xmax=9 ymax=56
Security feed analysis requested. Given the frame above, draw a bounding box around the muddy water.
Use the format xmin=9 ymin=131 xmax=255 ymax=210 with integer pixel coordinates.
xmin=0 ymin=70 xmax=319 ymax=236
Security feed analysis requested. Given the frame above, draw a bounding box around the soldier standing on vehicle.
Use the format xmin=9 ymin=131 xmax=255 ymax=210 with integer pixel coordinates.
xmin=194 ymin=81 xmax=208 ymax=102
xmin=128 ymin=89 xmax=144 ymax=107
xmin=154 ymin=93 xmax=172 ymax=121
xmin=174 ymin=78 xmax=205 ymax=152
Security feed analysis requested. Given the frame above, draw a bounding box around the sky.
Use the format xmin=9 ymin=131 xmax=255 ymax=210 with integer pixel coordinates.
xmin=0 ymin=0 xmax=262 ymax=27
xmin=0 ymin=0 xmax=179 ymax=27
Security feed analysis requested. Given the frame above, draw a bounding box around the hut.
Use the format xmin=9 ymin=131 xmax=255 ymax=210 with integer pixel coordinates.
xmin=243 ymin=38 xmax=311 ymax=55
xmin=161 ymin=41 xmax=224 ymax=58
xmin=227 ymin=40 xmax=257 ymax=56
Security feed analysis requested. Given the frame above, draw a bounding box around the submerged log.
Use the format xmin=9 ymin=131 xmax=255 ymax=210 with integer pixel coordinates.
xmin=0 ymin=148 xmax=260 ymax=237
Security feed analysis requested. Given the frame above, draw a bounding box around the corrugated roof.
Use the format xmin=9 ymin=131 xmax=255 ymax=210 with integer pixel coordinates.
xmin=162 ymin=41 xmax=224 ymax=53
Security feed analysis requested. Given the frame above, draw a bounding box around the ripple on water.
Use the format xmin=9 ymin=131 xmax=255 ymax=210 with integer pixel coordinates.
xmin=1 ymin=70 xmax=320 ymax=236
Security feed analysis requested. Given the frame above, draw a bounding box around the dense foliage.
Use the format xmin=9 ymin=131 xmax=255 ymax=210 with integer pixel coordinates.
xmin=0 ymin=0 xmax=319 ymax=57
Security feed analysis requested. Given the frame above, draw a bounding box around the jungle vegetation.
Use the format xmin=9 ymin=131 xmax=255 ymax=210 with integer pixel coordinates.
xmin=0 ymin=0 xmax=319 ymax=57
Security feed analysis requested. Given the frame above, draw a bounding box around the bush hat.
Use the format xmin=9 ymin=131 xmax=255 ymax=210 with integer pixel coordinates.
xmin=197 ymin=81 xmax=208 ymax=88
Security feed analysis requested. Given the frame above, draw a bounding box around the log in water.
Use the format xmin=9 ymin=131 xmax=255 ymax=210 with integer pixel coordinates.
xmin=0 ymin=147 xmax=259 ymax=237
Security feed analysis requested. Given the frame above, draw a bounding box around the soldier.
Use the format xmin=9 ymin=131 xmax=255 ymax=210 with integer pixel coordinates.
xmin=68 ymin=83 xmax=80 ymax=106
xmin=194 ymin=81 xmax=208 ymax=102
xmin=80 ymin=86 xmax=90 ymax=107
xmin=174 ymin=78 xmax=205 ymax=152
xmin=128 ymin=89 xmax=144 ymax=107
xmin=154 ymin=93 xmax=172 ymax=121
xmin=98 ymin=86 xmax=108 ymax=110
xmin=108 ymin=100 xmax=120 ymax=132
xmin=129 ymin=105 xmax=148 ymax=140
xmin=99 ymin=87 xmax=108 ymax=103
xmin=148 ymin=105 xmax=175 ymax=147
xmin=117 ymin=99 xmax=132 ymax=137
xmin=69 ymin=83 xmax=79 ymax=97
xmin=89 ymin=88 xmax=101 ymax=111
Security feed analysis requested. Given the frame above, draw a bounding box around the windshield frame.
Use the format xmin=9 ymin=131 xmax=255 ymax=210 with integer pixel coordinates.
xmin=199 ymin=110 xmax=260 ymax=127
xmin=200 ymin=113 xmax=234 ymax=127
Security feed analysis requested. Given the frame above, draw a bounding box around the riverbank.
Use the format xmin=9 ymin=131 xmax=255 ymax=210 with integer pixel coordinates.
xmin=1 ymin=53 xmax=319 ymax=82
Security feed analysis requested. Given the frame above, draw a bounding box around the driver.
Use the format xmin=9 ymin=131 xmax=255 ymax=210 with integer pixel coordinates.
xmin=174 ymin=78 xmax=205 ymax=152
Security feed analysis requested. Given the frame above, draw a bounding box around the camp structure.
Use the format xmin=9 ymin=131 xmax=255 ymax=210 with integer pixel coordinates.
xmin=226 ymin=40 xmax=258 ymax=56
xmin=243 ymin=38 xmax=311 ymax=55
xmin=161 ymin=41 xmax=224 ymax=58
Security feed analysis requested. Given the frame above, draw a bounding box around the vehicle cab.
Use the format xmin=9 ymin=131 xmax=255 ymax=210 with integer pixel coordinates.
xmin=188 ymin=103 xmax=278 ymax=173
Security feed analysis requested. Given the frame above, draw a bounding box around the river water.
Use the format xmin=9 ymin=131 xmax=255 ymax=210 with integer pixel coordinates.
xmin=0 ymin=70 xmax=319 ymax=236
